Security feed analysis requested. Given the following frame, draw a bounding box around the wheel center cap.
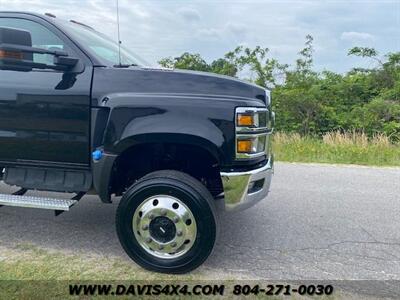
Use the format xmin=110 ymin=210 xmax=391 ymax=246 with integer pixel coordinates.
xmin=149 ymin=216 xmax=176 ymax=243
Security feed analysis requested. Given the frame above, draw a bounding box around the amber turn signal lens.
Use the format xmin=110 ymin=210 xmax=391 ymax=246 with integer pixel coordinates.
xmin=0 ymin=50 xmax=23 ymax=60
xmin=237 ymin=114 xmax=254 ymax=126
xmin=237 ymin=140 xmax=253 ymax=153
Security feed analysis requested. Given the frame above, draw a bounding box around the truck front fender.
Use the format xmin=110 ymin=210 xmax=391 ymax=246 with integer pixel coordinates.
xmin=92 ymin=93 xmax=238 ymax=203
xmin=113 ymin=119 xmax=225 ymax=164
xmin=101 ymin=93 xmax=237 ymax=165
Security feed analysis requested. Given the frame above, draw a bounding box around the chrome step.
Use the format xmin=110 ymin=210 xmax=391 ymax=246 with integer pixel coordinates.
xmin=0 ymin=194 xmax=77 ymax=211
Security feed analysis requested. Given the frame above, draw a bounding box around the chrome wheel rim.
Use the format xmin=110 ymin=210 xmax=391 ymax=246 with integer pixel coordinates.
xmin=132 ymin=195 xmax=197 ymax=259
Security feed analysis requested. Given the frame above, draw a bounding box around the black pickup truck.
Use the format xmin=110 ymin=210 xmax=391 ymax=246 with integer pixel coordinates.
xmin=0 ymin=12 xmax=274 ymax=273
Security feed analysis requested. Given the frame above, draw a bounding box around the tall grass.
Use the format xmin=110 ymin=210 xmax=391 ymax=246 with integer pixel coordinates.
xmin=273 ymin=131 xmax=400 ymax=166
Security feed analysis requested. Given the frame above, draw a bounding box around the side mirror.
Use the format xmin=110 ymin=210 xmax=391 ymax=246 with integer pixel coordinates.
xmin=0 ymin=27 xmax=82 ymax=72
xmin=0 ymin=26 xmax=34 ymax=71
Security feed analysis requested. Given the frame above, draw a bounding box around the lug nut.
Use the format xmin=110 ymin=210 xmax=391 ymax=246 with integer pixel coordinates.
xmin=171 ymin=242 xmax=177 ymax=247
xmin=159 ymin=245 xmax=164 ymax=250
xmin=161 ymin=209 xmax=167 ymax=216
xmin=173 ymin=216 xmax=180 ymax=223
xmin=148 ymin=214 xmax=155 ymax=220
xmin=146 ymin=238 xmax=152 ymax=243
xmin=142 ymin=224 xmax=149 ymax=230
xmin=177 ymin=230 xmax=183 ymax=237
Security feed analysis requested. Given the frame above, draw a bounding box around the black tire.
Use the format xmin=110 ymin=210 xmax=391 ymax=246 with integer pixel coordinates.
xmin=116 ymin=170 xmax=218 ymax=274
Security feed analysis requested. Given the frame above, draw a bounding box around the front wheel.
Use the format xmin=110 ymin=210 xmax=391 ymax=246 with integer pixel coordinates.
xmin=116 ymin=170 xmax=218 ymax=274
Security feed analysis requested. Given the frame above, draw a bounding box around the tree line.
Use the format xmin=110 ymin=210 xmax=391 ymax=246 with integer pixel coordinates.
xmin=159 ymin=35 xmax=400 ymax=141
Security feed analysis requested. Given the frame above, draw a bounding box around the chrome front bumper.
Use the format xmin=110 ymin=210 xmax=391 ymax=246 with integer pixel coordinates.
xmin=220 ymin=156 xmax=274 ymax=212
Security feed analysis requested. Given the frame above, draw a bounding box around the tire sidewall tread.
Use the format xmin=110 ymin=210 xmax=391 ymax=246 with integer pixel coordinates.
xmin=116 ymin=170 xmax=218 ymax=274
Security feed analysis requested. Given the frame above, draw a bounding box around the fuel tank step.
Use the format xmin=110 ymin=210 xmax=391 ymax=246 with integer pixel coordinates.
xmin=0 ymin=194 xmax=77 ymax=211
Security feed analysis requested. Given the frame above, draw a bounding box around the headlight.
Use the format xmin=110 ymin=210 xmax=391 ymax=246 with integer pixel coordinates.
xmin=236 ymin=107 xmax=268 ymax=131
xmin=237 ymin=135 xmax=266 ymax=154
xmin=237 ymin=114 xmax=254 ymax=127
xmin=235 ymin=107 xmax=271 ymax=159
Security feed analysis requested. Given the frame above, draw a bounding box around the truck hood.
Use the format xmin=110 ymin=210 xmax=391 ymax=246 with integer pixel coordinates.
xmin=92 ymin=66 xmax=268 ymax=106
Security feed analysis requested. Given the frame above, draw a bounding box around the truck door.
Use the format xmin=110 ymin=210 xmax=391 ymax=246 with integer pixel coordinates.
xmin=0 ymin=15 xmax=92 ymax=167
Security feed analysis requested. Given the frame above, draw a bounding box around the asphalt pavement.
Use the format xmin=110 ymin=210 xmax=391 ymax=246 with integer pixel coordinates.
xmin=0 ymin=162 xmax=399 ymax=297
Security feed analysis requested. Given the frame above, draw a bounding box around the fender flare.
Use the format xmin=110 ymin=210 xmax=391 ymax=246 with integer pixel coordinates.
xmin=93 ymin=100 xmax=229 ymax=203
xmin=107 ymin=107 xmax=226 ymax=163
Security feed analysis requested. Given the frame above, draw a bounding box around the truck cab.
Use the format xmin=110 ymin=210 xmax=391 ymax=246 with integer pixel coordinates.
xmin=0 ymin=11 xmax=274 ymax=273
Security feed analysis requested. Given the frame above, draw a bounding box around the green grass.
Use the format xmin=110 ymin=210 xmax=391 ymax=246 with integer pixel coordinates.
xmin=0 ymin=243 xmax=201 ymax=281
xmin=0 ymin=244 xmax=351 ymax=299
xmin=273 ymin=132 xmax=400 ymax=166
xmin=0 ymin=243 xmax=239 ymax=299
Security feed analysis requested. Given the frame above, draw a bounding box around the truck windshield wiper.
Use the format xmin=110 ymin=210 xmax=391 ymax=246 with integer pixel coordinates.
xmin=113 ymin=63 xmax=139 ymax=68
